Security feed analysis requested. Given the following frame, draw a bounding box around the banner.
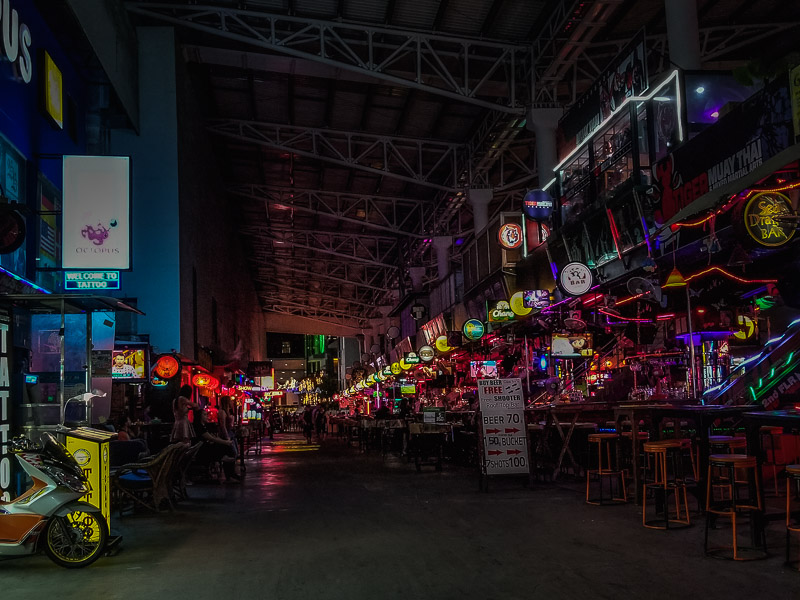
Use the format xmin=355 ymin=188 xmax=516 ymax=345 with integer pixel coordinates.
xmin=654 ymin=75 xmax=793 ymax=223
xmin=558 ymin=30 xmax=648 ymax=159
xmin=62 ymin=156 xmax=130 ymax=270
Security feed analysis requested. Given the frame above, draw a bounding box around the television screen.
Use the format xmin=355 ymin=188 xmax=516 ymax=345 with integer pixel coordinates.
xmin=112 ymin=348 xmax=148 ymax=381
xmin=470 ymin=360 xmax=498 ymax=379
xmin=400 ymin=384 xmax=416 ymax=395
xmin=551 ymin=334 xmax=593 ymax=357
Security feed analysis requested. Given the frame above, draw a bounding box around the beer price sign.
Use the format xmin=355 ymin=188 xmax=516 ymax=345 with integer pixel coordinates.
xmin=478 ymin=378 xmax=529 ymax=476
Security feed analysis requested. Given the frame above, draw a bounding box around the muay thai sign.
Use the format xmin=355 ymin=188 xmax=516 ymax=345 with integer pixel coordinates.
xmin=654 ymin=75 xmax=793 ymax=224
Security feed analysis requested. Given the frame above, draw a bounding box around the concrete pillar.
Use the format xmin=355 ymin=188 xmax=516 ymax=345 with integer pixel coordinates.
xmin=527 ymin=107 xmax=563 ymax=186
xmin=408 ymin=266 xmax=426 ymax=292
xmin=467 ymin=188 xmax=493 ymax=234
xmin=433 ymin=236 xmax=452 ymax=281
xmin=665 ymin=0 xmax=702 ymax=70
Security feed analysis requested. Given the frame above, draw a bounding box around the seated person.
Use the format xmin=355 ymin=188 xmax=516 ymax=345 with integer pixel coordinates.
xmin=192 ymin=409 xmax=240 ymax=483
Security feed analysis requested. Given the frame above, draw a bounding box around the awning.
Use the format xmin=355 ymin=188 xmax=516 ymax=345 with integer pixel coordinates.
xmin=664 ymin=141 xmax=800 ymax=228
xmin=0 ymin=294 xmax=145 ymax=315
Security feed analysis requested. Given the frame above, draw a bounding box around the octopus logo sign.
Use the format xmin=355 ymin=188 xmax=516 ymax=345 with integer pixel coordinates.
xmin=743 ymin=192 xmax=796 ymax=248
xmin=560 ymin=262 xmax=593 ymax=296
xmin=498 ymin=223 xmax=523 ymax=250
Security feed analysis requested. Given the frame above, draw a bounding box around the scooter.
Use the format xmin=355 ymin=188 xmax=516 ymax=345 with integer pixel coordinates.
xmin=0 ymin=433 xmax=107 ymax=568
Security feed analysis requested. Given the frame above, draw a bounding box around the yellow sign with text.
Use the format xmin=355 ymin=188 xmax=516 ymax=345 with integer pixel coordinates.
xmin=66 ymin=429 xmax=114 ymax=528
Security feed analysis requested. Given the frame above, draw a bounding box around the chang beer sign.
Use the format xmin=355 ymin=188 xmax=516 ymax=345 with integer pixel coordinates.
xmin=488 ymin=300 xmax=515 ymax=323
xmin=0 ymin=309 xmax=12 ymax=501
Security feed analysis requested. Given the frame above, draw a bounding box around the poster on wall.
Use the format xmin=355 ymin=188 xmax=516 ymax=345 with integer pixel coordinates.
xmin=62 ymin=156 xmax=130 ymax=270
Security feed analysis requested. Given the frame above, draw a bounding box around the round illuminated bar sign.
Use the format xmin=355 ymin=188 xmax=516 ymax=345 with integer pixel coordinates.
xmin=154 ymin=355 xmax=179 ymax=379
xmin=509 ymin=291 xmax=532 ymax=316
xmin=382 ymin=366 xmax=392 ymax=376
xmin=498 ymin=223 xmax=523 ymax=250
xmin=418 ymin=345 xmax=435 ymax=362
xmin=399 ymin=358 xmax=413 ymax=371
xmin=463 ymin=319 xmax=485 ymax=341
xmin=743 ymin=191 xmax=796 ymax=248
xmin=390 ymin=362 xmax=402 ymax=375
xmin=522 ymin=189 xmax=554 ymax=221
xmin=435 ymin=335 xmax=452 ymax=353
xmin=559 ymin=262 xmax=593 ymax=296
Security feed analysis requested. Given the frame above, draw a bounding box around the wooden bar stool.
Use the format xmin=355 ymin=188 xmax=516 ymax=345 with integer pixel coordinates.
xmin=709 ymin=435 xmax=747 ymax=453
xmin=586 ymin=433 xmax=626 ymax=505
xmin=642 ymin=440 xmax=691 ymax=529
xmin=705 ymin=454 xmax=766 ymax=560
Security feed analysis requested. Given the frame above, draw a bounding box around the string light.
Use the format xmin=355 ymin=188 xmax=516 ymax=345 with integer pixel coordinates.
xmin=683 ymin=266 xmax=777 ymax=285
xmin=669 ymin=180 xmax=800 ymax=231
xmin=741 ymin=180 xmax=800 ymax=200
xmin=599 ymin=308 xmax=652 ymax=323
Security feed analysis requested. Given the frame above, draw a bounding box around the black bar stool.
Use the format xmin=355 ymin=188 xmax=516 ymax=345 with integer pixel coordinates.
xmin=586 ymin=433 xmax=626 ymax=505
xmin=705 ymin=454 xmax=766 ymax=561
xmin=642 ymin=440 xmax=691 ymax=529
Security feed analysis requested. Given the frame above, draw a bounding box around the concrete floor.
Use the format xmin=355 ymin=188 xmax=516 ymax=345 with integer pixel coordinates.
xmin=3 ymin=434 xmax=800 ymax=600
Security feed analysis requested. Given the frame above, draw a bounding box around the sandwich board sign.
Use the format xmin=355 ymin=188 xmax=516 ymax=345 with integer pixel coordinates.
xmin=478 ymin=378 xmax=529 ymax=476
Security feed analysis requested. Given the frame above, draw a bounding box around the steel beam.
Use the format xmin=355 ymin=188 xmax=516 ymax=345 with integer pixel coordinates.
xmin=259 ymin=295 xmax=372 ymax=321
xmin=125 ymin=2 xmax=529 ymax=113
xmin=245 ymin=227 xmax=401 ymax=269
xmin=256 ymin=280 xmax=377 ymax=309
xmin=255 ymin=262 xmax=395 ymax=294
xmin=230 ymin=184 xmax=433 ymax=236
xmin=262 ymin=302 xmax=369 ymax=327
xmin=208 ymin=119 xmax=462 ymax=191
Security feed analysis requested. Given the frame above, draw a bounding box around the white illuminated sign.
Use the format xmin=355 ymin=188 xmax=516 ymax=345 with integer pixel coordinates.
xmin=559 ymin=262 xmax=593 ymax=296
xmin=62 ymin=156 xmax=130 ymax=270
xmin=1 ymin=1 xmax=33 ymax=84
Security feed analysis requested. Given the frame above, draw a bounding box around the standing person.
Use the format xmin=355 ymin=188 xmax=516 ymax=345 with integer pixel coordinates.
xmin=171 ymin=384 xmax=199 ymax=443
xmin=217 ymin=395 xmax=239 ymax=458
xmin=314 ymin=405 xmax=327 ymax=442
xmin=302 ymin=405 xmax=314 ymax=443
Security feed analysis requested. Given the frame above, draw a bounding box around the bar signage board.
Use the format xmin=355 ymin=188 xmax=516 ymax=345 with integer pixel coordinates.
xmin=478 ymin=378 xmax=529 ymax=476
xmin=64 ymin=270 xmax=120 ymax=290
xmin=62 ymin=156 xmax=131 ymax=270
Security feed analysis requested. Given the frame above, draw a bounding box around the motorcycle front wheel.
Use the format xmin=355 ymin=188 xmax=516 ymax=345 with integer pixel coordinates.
xmin=44 ymin=510 xmax=107 ymax=568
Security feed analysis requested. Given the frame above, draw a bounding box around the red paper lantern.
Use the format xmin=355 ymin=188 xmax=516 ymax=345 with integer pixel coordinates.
xmin=192 ymin=373 xmax=219 ymax=390
xmin=154 ymin=355 xmax=179 ymax=379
